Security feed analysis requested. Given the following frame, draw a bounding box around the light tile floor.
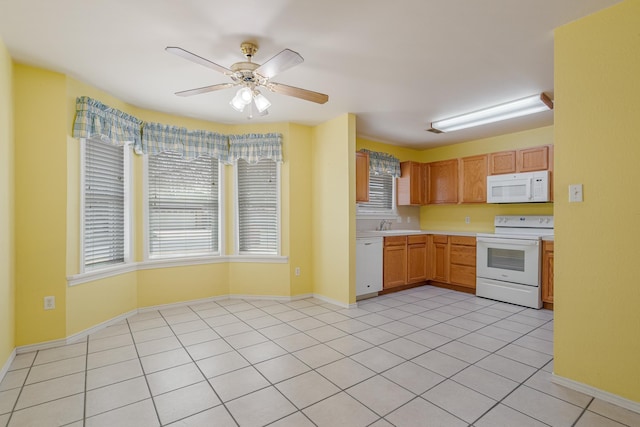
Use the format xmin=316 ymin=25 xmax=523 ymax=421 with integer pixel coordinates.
xmin=1 ymin=286 xmax=639 ymax=426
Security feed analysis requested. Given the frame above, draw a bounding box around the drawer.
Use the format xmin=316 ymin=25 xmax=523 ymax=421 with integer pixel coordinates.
xmin=407 ymin=234 xmax=427 ymax=245
xmin=432 ymin=235 xmax=448 ymax=244
xmin=384 ymin=236 xmax=407 ymax=246
xmin=450 ymin=235 xmax=476 ymax=246
xmin=450 ymin=245 xmax=476 ymax=266
xmin=450 ymin=265 xmax=476 ymax=288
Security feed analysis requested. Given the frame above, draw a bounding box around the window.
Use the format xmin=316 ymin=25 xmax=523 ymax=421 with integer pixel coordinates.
xmin=147 ymin=152 xmax=220 ymax=257
xmin=82 ymin=138 xmax=129 ymax=270
xmin=357 ymin=171 xmax=395 ymax=214
xmin=236 ymin=158 xmax=279 ymax=254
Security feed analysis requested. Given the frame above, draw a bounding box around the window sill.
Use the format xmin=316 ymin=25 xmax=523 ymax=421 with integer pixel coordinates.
xmin=67 ymin=255 xmax=290 ymax=286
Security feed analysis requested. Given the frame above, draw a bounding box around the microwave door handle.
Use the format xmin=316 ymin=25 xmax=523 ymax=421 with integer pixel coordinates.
xmin=527 ymin=178 xmax=533 ymax=200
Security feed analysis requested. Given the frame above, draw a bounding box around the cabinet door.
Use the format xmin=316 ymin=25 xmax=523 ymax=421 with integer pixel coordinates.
xmin=489 ymin=151 xmax=517 ymax=175
xmin=407 ymin=235 xmax=428 ymax=284
xmin=427 ymin=159 xmax=458 ymax=204
xmin=430 ymin=235 xmax=449 ymax=282
xmin=383 ymin=245 xmax=407 ymax=288
xmin=459 ymin=155 xmax=488 ymax=203
xmin=397 ymin=161 xmax=425 ymax=206
xmin=356 ymin=152 xmax=369 ymax=202
xmin=518 ymin=146 xmax=549 ymax=172
xmin=542 ymin=241 xmax=554 ymax=304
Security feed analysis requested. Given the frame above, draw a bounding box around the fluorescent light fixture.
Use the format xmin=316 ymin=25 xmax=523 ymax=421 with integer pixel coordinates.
xmin=429 ymin=93 xmax=553 ymax=133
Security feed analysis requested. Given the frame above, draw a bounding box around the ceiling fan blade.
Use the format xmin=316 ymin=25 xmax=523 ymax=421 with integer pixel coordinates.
xmin=165 ymin=46 xmax=232 ymax=75
xmin=255 ymin=49 xmax=304 ymax=79
xmin=268 ymin=82 xmax=329 ymax=104
xmin=175 ymin=83 xmax=235 ymax=97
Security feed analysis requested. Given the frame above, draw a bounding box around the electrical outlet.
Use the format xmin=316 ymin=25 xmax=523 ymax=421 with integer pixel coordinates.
xmin=295 ymin=267 xmax=301 ymax=277
xmin=44 ymin=296 xmax=55 ymax=310
xmin=465 ymin=216 xmax=471 ymax=224
xmin=407 ymin=217 xmax=411 ymax=223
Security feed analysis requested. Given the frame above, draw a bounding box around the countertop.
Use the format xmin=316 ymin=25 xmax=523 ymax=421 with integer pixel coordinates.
xmin=356 ymin=230 xmax=478 ymax=238
xmin=357 ymin=230 xmax=555 ymax=240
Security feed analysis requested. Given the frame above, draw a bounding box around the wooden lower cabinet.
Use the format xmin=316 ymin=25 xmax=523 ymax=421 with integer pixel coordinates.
xmin=542 ymin=240 xmax=554 ymax=308
xmin=383 ymin=236 xmax=408 ymax=289
xmin=382 ymin=233 xmax=477 ymax=294
xmin=407 ymin=235 xmax=428 ymax=284
xmin=429 ymin=235 xmax=449 ymax=283
xmin=427 ymin=234 xmax=477 ymax=292
xmin=449 ymin=236 xmax=476 ymax=290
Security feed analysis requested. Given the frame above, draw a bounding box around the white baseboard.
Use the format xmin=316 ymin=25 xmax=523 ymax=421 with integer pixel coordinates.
xmin=10 ymin=291 xmax=356 ymax=364
xmin=312 ymin=293 xmax=357 ymax=309
xmin=0 ymin=348 xmax=17 ymax=384
xmin=66 ymin=309 xmax=138 ymax=344
xmin=138 ymin=295 xmax=228 ymax=313
xmin=552 ymin=373 xmax=640 ymax=414
xmin=16 ymin=337 xmax=68 ymax=354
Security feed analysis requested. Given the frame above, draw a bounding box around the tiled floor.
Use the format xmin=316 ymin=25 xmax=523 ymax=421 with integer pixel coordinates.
xmin=1 ymin=286 xmax=639 ymax=426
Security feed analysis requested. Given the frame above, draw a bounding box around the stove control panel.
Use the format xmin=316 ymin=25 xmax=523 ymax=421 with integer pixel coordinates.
xmin=494 ymin=215 xmax=554 ymax=229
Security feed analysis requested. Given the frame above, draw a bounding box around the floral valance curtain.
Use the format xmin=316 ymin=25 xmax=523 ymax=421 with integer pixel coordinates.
xmin=359 ymin=149 xmax=401 ymax=177
xmin=228 ymin=133 xmax=283 ymax=164
xmin=136 ymin=123 xmax=229 ymax=162
xmin=72 ymin=96 xmax=142 ymax=146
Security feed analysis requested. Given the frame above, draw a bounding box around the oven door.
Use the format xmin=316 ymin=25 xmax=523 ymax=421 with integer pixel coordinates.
xmin=476 ymin=236 xmax=541 ymax=286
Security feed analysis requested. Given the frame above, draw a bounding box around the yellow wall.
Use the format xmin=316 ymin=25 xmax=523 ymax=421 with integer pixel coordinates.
xmin=554 ymin=0 xmax=640 ymax=403
xmin=13 ymin=64 xmax=68 ymax=345
xmin=0 ymin=38 xmax=15 ymax=364
xmin=287 ymin=124 xmax=314 ymax=296
xmin=312 ymin=114 xmax=356 ymax=304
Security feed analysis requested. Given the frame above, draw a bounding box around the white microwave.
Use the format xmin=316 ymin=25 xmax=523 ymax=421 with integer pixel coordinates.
xmin=487 ymin=171 xmax=550 ymax=203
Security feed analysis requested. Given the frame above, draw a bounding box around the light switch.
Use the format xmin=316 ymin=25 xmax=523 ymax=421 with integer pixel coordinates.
xmin=569 ymin=184 xmax=583 ymax=202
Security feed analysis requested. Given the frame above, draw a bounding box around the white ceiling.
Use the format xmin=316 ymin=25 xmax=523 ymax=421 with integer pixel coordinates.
xmin=0 ymin=0 xmax=622 ymax=149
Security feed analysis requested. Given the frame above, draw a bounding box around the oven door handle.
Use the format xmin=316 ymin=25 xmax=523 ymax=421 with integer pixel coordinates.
xmin=476 ymin=237 xmax=539 ymax=246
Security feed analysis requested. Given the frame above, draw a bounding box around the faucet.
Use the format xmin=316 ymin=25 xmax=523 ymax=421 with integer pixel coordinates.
xmin=377 ymin=219 xmax=391 ymax=231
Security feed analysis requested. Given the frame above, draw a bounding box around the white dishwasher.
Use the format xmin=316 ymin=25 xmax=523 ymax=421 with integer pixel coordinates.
xmin=356 ymin=237 xmax=383 ymax=297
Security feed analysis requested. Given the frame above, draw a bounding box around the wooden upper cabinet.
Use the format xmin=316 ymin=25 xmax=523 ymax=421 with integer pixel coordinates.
xmin=356 ymin=151 xmax=369 ymax=203
xmin=427 ymin=159 xmax=458 ymax=204
xmin=490 ymin=146 xmax=552 ymax=175
xmin=459 ymin=155 xmax=488 ymax=203
xmin=397 ymin=161 xmax=426 ymax=206
xmin=489 ymin=150 xmax=517 ymax=175
xmin=518 ymin=146 xmax=549 ymax=172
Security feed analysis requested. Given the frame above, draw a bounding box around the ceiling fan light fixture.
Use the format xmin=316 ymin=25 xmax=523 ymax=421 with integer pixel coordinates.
xmin=253 ymin=92 xmax=271 ymax=113
xmin=430 ymin=93 xmax=553 ymax=133
xmin=237 ymin=87 xmax=253 ymax=105
xmin=229 ymin=94 xmax=246 ymax=112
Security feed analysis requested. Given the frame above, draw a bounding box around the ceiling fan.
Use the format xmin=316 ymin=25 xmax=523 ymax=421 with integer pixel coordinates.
xmin=166 ymin=42 xmax=329 ymax=117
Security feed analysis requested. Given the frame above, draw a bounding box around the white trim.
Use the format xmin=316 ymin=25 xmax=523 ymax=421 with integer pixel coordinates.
xmin=139 ymin=256 xmax=227 ymax=270
xmin=225 ymin=256 xmax=288 ymax=264
xmin=68 ymin=262 xmax=139 ymax=286
xmin=67 ymin=255 xmax=290 ymax=286
xmin=79 ymin=138 xmax=86 ymax=274
xmin=66 ymin=309 xmax=138 ymax=344
xmin=551 ymin=373 xmax=640 ymax=415
xmin=0 ymin=348 xmax=17 ymax=384
xmin=312 ymin=293 xmax=357 ymax=309
xmin=228 ymin=293 xmax=313 ymax=302
xmin=142 ymin=152 xmax=150 ymax=260
xmin=10 ymin=292 xmax=356 ymax=362
xmin=139 ymin=295 xmax=230 ymax=313
xmin=16 ymin=337 xmax=67 ymax=354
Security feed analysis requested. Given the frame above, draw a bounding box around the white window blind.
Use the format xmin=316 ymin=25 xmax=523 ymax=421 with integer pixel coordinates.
xmin=148 ymin=152 xmax=219 ymax=256
xmin=236 ymin=158 xmax=278 ymax=254
xmin=358 ymin=172 xmax=394 ymax=211
xmin=83 ymin=139 xmax=126 ymax=270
